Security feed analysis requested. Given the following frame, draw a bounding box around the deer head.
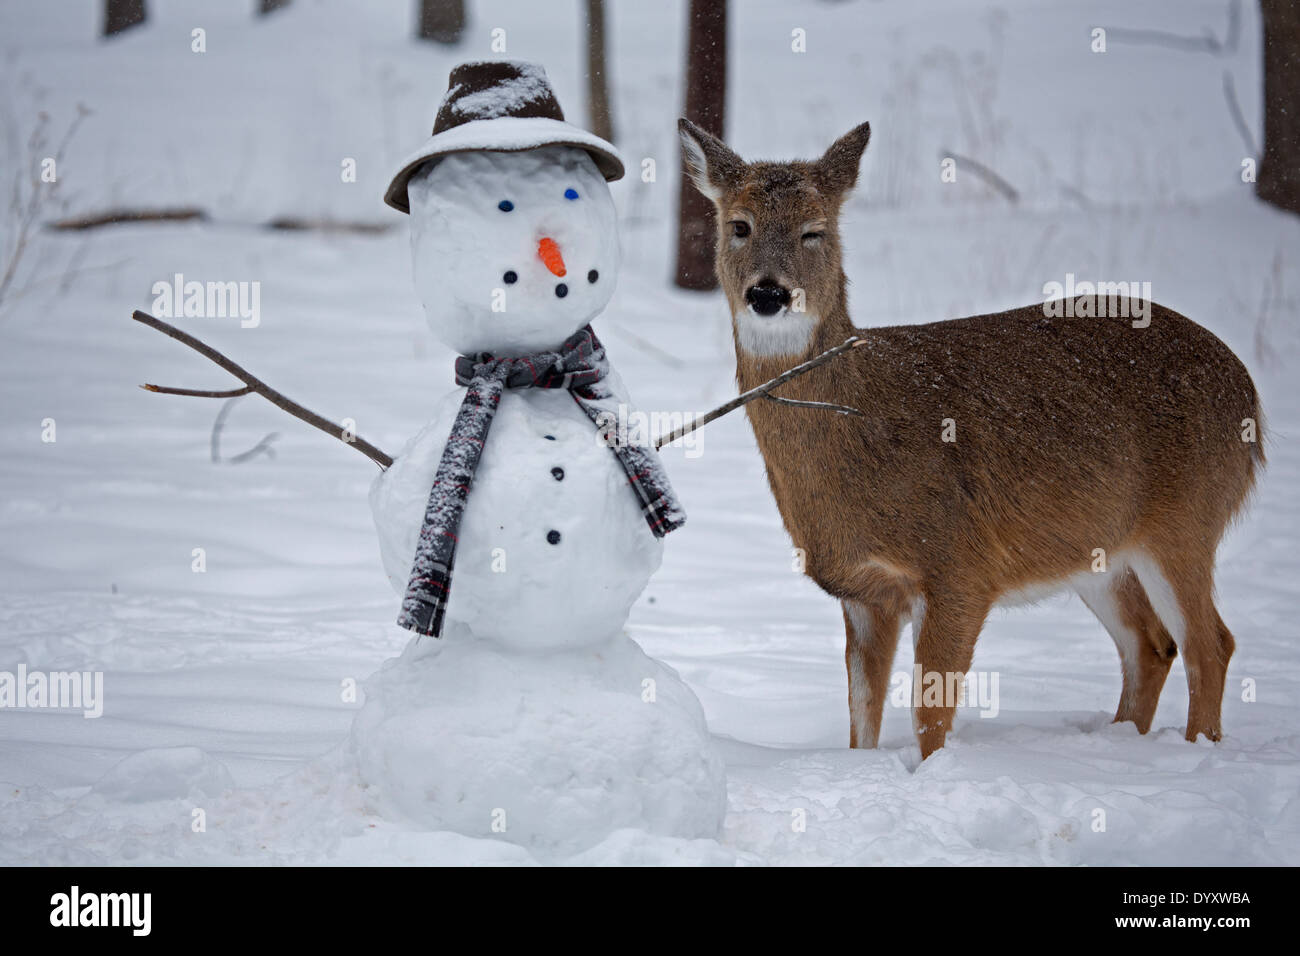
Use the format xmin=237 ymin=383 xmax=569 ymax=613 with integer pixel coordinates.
xmin=678 ymin=119 xmax=871 ymax=359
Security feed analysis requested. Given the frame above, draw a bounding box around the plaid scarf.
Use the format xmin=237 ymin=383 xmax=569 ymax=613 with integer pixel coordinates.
xmin=398 ymin=325 xmax=686 ymax=637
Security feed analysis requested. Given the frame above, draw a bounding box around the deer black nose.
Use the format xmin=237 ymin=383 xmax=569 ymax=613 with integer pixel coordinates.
xmin=745 ymin=283 xmax=791 ymax=316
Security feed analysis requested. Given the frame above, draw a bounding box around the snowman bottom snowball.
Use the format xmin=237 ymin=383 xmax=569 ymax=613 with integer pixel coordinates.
xmin=350 ymin=631 xmax=726 ymax=856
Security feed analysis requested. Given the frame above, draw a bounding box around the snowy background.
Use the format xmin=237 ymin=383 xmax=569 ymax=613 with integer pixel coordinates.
xmin=1 ymin=0 xmax=1298 ymax=864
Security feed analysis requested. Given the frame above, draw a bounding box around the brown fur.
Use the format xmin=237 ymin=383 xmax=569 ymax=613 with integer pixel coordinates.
xmin=680 ymin=118 xmax=1264 ymax=758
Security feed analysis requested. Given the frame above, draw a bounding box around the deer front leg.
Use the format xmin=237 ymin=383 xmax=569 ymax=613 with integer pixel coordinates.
xmin=842 ymin=599 xmax=902 ymax=748
xmin=911 ymin=592 xmax=990 ymax=759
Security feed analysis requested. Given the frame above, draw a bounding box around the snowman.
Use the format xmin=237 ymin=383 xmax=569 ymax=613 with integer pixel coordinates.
xmin=352 ymin=61 xmax=726 ymax=855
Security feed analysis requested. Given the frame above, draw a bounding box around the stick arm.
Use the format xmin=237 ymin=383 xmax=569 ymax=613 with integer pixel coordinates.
xmin=131 ymin=310 xmax=394 ymax=469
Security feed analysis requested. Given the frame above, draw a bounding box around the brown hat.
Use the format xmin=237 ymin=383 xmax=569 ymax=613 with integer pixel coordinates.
xmin=384 ymin=60 xmax=624 ymax=214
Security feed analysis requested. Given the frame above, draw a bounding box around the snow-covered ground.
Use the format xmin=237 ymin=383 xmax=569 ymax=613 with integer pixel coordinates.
xmin=2 ymin=0 xmax=1297 ymax=865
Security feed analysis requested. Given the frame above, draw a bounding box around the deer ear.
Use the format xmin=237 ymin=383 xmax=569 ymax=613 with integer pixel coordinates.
xmin=678 ymin=118 xmax=745 ymax=204
xmin=813 ymin=122 xmax=871 ymax=196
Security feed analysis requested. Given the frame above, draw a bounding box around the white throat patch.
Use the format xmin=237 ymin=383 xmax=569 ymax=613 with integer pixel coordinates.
xmin=734 ymin=306 xmax=816 ymax=358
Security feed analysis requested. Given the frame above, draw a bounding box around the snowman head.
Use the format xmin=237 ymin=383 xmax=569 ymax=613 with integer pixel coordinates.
xmin=407 ymin=146 xmax=620 ymax=356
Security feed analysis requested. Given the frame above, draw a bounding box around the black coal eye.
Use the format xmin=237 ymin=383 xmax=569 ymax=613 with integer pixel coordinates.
xmin=555 ymin=283 xmax=568 ymax=298
xmin=498 ymin=200 xmax=514 ymax=212
xmin=503 ymin=270 xmax=517 ymax=284
xmin=731 ymin=221 xmax=750 ymax=238
xmin=587 ymin=269 xmax=599 ymax=283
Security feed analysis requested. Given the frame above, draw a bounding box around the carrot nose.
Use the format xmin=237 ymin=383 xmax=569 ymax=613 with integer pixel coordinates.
xmin=538 ymin=237 xmax=567 ymax=277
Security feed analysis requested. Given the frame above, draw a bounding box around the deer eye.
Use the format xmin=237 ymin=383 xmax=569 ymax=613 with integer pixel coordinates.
xmin=730 ymin=221 xmax=751 ymax=239
xmin=802 ymin=231 xmax=825 ymax=244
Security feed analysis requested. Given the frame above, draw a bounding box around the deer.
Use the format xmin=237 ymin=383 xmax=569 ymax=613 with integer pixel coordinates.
xmin=678 ymin=118 xmax=1264 ymax=758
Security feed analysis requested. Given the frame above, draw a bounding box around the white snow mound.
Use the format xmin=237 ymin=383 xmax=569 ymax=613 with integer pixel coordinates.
xmin=90 ymin=747 xmax=235 ymax=804
xmin=349 ymin=629 xmax=727 ymax=855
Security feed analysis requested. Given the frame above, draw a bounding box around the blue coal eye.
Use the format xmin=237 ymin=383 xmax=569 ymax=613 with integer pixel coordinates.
xmin=498 ymin=200 xmax=514 ymax=212
xmin=564 ymin=188 xmax=579 ymax=200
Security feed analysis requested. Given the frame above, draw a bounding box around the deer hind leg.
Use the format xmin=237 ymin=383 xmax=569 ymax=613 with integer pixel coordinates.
xmin=1075 ymin=567 xmax=1177 ymax=733
xmin=842 ymin=600 xmax=902 ymax=748
xmin=1128 ymin=550 xmax=1233 ymax=743
xmin=911 ymin=591 xmax=989 ymax=759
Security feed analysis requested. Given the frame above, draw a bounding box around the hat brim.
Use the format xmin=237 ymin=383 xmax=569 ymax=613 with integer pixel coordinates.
xmin=384 ymin=117 xmax=625 ymax=214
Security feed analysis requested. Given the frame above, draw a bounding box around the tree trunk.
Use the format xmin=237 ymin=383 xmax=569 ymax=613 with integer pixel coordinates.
xmin=585 ymin=0 xmax=614 ymax=143
xmin=103 ymin=0 xmax=145 ymax=36
xmin=1258 ymin=0 xmax=1300 ymax=214
xmin=674 ymin=0 xmax=727 ymax=290
xmin=418 ymin=0 xmax=466 ymax=44
xmin=259 ymin=0 xmax=291 ymax=15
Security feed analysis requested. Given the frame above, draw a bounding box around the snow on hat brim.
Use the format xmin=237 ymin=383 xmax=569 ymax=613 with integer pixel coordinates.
xmin=384 ymin=118 xmax=624 ymax=214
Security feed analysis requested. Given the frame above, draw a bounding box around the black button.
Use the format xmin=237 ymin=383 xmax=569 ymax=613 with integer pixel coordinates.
xmin=555 ymin=283 xmax=568 ymax=298
xmin=544 ymin=434 xmax=556 ymax=440
xmin=546 ymin=529 xmax=561 ymax=545
xmin=503 ymin=270 xmax=517 ymax=284
xmin=588 ymin=269 xmax=598 ymax=283
xmin=551 ymin=467 xmax=564 ymax=481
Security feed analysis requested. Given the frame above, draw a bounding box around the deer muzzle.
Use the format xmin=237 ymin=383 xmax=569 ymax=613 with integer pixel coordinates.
xmin=745 ymin=282 xmax=792 ymax=317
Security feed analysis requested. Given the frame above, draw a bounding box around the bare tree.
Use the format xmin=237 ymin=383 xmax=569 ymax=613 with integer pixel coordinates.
xmin=0 ymin=106 xmax=90 ymax=313
xmin=1258 ymin=0 xmax=1300 ymax=214
xmin=673 ymin=0 xmax=727 ymax=290
xmin=585 ymin=0 xmax=614 ymax=142
xmin=418 ymin=0 xmax=466 ymax=44
xmin=103 ymin=0 xmax=145 ymax=36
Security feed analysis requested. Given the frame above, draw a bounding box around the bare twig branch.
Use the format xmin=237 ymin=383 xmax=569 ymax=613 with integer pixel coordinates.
xmin=1254 ymin=248 xmax=1282 ymax=373
xmin=763 ymin=393 xmax=863 ymax=416
xmin=1 ymin=255 xmax=134 ymax=303
xmin=131 ymin=310 xmax=393 ymax=469
xmin=264 ymin=216 xmax=392 ymax=235
xmin=941 ymin=149 xmax=1019 ymax=203
xmin=228 ymin=434 xmax=278 ymax=464
xmin=1105 ymin=26 xmax=1222 ymax=54
xmin=210 ymin=394 xmax=278 ymax=464
xmin=211 ymin=395 xmax=235 ymax=463
xmin=48 ymin=207 xmax=206 ymax=230
xmin=146 ymin=383 xmax=254 ymax=398
xmin=0 ymin=104 xmax=90 ymax=310
xmin=654 ymin=335 xmax=864 ymax=450
xmin=1222 ymin=70 xmax=1259 ymax=159
xmin=1058 ymin=182 xmax=1092 ymax=208
xmin=1105 ymin=0 xmax=1241 ymax=55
